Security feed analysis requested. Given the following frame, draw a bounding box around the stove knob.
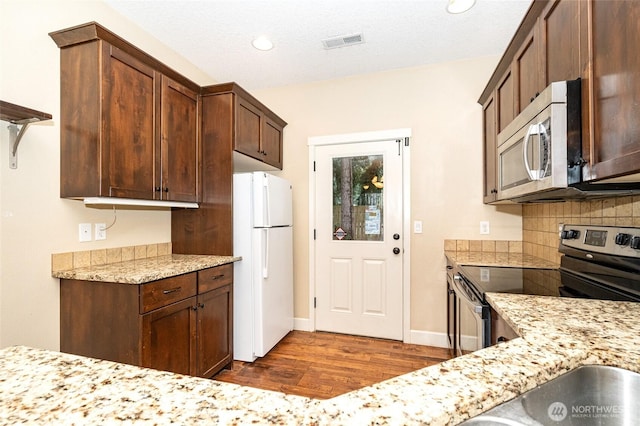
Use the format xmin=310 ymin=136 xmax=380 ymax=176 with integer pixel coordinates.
xmin=561 ymin=229 xmax=580 ymax=240
xmin=630 ymin=236 xmax=640 ymax=250
xmin=615 ymin=233 xmax=631 ymax=246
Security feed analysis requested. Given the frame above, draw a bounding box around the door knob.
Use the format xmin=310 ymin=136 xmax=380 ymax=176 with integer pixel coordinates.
xmin=393 ymin=247 xmax=400 ymax=255
xmin=393 ymin=233 xmax=400 ymax=240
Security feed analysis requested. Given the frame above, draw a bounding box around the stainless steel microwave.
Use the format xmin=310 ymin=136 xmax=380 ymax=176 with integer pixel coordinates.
xmin=496 ymin=80 xmax=583 ymax=202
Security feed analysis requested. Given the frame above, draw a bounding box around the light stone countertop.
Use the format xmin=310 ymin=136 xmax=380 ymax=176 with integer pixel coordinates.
xmin=51 ymin=254 xmax=241 ymax=284
xmin=1 ymin=294 xmax=638 ymax=425
xmin=445 ymin=251 xmax=558 ymax=269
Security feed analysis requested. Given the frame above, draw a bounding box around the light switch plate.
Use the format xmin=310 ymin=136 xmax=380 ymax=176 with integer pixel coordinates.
xmin=95 ymin=223 xmax=107 ymax=240
xmin=79 ymin=223 xmax=92 ymax=242
xmin=480 ymin=221 xmax=490 ymax=235
xmin=414 ymin=220 xmax=423 ymax=234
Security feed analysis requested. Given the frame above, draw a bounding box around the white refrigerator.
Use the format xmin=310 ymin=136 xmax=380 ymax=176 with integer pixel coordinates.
xmin=233 ymin=172 xmax=294 ymax=362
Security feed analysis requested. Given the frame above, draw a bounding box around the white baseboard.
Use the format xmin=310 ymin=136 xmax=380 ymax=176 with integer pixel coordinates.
xmin=407 ymin=329 xmax=450 ymax=348
xmin=291 ymin=322 xmax=458 ymax=350
xmin=293 ymin=317 xmax=313 ymax=332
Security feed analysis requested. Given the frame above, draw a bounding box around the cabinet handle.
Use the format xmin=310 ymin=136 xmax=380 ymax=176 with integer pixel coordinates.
xmin=192 ymin=305 xmax=198 ymax=311
xmin=198 ymin=303 xmax=205 ymax=309
xmin=210 ymin=274 xmax=225 ymax=280
xmin=163 ymin=187 xmax=169 ymax=192
xmin=262 ymin=150 xmax=267 ymax=156
xmin=155 ymin=187 xmax=161 ymax=192
xmin=162 ymin=287 xmax=181 ymax=295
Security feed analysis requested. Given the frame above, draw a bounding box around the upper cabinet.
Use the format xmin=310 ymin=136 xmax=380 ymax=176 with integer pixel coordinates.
xmin=50 ymin=23 xmax=200 ymax=203
xmin=203 ymin=83 xmax=287 ymax=170
xmin=479 ymin=0 xmax=640 ymax=203
xmin=581 ymin=1 xmax=640 ymax=181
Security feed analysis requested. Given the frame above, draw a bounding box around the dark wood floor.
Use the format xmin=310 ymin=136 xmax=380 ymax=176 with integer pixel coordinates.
xmin=213 ymin=330 xmax=452 ymax=399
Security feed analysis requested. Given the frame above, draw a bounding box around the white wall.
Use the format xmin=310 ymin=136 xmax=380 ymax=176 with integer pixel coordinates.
xmin=254 ymin=58 xmax=522 ymax=342
xmin=0 ymin=0 xmax=215 ymax=350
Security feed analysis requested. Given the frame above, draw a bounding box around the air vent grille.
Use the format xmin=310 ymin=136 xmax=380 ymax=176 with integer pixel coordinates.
xmin=321 ymin=33 xmax=364 ymax=50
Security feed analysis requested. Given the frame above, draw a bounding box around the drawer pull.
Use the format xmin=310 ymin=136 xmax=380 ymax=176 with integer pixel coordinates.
xmin=210 ymin=274 xmax=225 ymax=280
xmin=162 ymin=287 xmax=181 ymax=295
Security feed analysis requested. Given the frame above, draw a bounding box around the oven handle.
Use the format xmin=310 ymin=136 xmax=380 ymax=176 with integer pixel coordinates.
xmin=452 ymin=275 xmax=484 ymax=313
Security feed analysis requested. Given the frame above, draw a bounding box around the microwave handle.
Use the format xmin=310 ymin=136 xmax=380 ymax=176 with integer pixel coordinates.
xmin=523 ymin=123 xmax=542 ymax=180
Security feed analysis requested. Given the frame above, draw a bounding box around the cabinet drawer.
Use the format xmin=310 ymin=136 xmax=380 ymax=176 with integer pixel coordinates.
xmin=198 ymin=264 xmax=233 ymax=293
xmin=140 ymin=273 xmax=197 ymax=313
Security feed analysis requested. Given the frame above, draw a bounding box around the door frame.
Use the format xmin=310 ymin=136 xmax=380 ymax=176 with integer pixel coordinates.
xmin=307 ymin=128 xmax=412 ymax=342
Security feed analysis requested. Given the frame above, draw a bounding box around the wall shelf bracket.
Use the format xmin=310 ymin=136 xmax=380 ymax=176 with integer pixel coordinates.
xmin=0 ymin=100 xmax=53 ymax=169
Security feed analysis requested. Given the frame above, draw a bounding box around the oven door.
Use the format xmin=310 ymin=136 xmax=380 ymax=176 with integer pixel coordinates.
xmin=560 ymin=256 xmax=640 ymax=302
xmin=451 ymin=274 xmax=491 ymax=356
xmin=446 ymin=267 xmax=457 ymax=355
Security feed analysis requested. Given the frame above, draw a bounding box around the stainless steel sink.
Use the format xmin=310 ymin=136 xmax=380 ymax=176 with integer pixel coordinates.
xmin=462 ymin=365 xmax=640 ymax=425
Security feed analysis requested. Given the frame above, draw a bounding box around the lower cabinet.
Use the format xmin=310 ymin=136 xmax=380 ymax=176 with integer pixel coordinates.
xmin=60 ymin=264 xmax=233 ymax=378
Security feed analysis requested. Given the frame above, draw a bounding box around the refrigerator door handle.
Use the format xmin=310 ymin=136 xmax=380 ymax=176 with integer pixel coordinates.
xmin=262 ymin=228 xmax=269 ymax=278
xmin=263 ymin=177 xmax=271 ymax=227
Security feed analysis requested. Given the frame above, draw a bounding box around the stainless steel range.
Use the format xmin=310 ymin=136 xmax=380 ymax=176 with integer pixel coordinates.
xmin=447 ymin=224 xmax=640 ymax=357
xmin=558 ymin=224 xmax=640 ymax=302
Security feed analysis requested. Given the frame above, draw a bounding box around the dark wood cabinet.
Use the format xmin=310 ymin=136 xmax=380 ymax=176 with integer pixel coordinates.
xmin=582 ymin=0 xmax=640 ymax=181
xmin=60 ymin=264 xmax=233 ymax=378
xmin=514 ymin=25 xmax=542 ymax=113
xmin=205 ymin=83 xmax=286 ymax=170
xmin=482 ymin=94 xmax=498 ymax=203
xmin=479 ymin=0 xmax=640 ymax=202
xmin=141 ymin=296 xmax=197 ymax=375
xmin=172 ymin=83 xmax=286 ymax=256
xmin=50 ymin=22 xmax=200 ymax=203
xmin=160 ymin=76 xmax=199 ymax=202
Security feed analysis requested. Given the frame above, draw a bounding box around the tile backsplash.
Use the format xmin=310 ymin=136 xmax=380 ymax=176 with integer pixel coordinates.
xmin=52 ymin=242 xmax=172 ymax=273
xmin=523 ymin=195 xmax=640 ymax=266
xmin=444 ymin=239 xmax=522 ymax=254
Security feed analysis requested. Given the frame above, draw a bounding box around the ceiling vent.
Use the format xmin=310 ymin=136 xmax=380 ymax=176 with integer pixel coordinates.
xmin=321 ymin=33 xmax=364 ymax=50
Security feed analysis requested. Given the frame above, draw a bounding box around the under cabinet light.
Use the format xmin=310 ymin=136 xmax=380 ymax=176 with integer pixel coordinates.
xmin=83 ymin=197 xmax=199 ymax=209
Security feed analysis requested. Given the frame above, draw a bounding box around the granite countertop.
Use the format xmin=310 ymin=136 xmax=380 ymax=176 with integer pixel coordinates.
xmin=445 ymin=251 xmax=558 ymax=269
xmin=51 ymin=254 xmax=241 ymax=284
xmin=2 ymin=294 xmax=639 ymax=425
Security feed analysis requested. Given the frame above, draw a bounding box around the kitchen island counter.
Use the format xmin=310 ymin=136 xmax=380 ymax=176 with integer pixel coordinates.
xmin=2 ymin=295 xmax=638 ymax=424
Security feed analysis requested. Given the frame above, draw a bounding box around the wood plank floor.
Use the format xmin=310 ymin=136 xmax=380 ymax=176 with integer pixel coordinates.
xmin=213 ymin=331 xmax=453 ymax=399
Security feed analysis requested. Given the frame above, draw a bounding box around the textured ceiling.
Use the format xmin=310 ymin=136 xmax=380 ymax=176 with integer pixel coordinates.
xmin=104 ymin=0 xmax=532 ymax=91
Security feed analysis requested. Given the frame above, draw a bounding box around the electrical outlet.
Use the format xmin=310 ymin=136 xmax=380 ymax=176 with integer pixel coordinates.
xmin=414 ymin=220 xmax=423 ymax=234
xmin=95 ymin=223 xmax=107 ymax=240
xmin=480 ymin=221 xmax=490 ymax=235
xmin=79 ymin=223 xmax=92 ymax=242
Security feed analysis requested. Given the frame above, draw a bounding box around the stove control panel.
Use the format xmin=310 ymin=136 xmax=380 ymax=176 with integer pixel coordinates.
xmin=560 ymin=224 xmax=640 ymax=258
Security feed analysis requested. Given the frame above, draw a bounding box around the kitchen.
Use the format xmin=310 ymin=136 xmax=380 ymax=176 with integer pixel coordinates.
xmin=1 ymin=0 xmax=639 ymax=424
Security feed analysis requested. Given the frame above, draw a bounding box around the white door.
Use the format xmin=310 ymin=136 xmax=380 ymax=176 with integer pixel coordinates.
xmin=314 ymin=139 xmax=403 ymax=340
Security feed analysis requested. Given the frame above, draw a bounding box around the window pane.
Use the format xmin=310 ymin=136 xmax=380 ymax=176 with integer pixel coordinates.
xmin=332 ymin=155 xmax=383 ymax=241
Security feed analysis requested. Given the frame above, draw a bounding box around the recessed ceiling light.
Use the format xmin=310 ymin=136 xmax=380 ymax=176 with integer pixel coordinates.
xmin=252 ymin=36 xmax=274 ymax=51
xmin=446 ymin=0 xmax=476 ymax=14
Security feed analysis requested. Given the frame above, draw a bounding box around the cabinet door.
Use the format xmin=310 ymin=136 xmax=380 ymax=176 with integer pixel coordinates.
xmin=583 ymin=1 xmax=640 ymax=181
xmin=514 ymin=26 xmax=542 ymax=113
xmin=235 ymin=96 xmax=263 ymax=160
xmin=161 ymin=76 xmax=199 ymax=202
xmin=541 ymin=0 xmax=581 ymax=85
xmin=196 ymin=285 xmax=233 ymax=378
xmin=102 ymin=46 xmax=159 ymax=199
xmin=262 ymin=115 xmax=284 ymax=169
xmin=141 ymin=296 xmax=197 ymax=376
xmin=497 ymin=68 xmax=515 ymax=134
xmin=483 ymin=94 xmax=498 ymax=203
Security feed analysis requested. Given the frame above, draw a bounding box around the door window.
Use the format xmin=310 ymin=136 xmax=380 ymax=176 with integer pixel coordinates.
xmin=332 ymin=155 xmax=383 ymax=241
